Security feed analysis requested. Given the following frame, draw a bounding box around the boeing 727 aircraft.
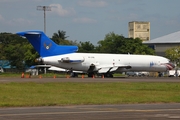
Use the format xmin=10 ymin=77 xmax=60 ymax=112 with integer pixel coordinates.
xmin=16 ymin=31 xmax=175 ymax=77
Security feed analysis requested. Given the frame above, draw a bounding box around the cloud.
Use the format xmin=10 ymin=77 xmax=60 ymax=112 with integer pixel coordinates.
xmin=11 ymin=18 xmax=34 ymax=25
xmin=0 ymin=0 xmax=48 ymax=3
xmin=73 ymin=17 xmax=97 ymax=23
xmin=78 ymin=0 xmax=108 ymax=7
xmin=0 ymin=0 xmax=19 ymax=2
xmin=0 ymin=17 xmax=34 ymax=27
xmin=127 ymin=13 xmax=139 ymax=20
xmin=0 ymin=14 xmax=4 ymax=21
xmin=109 ymin=13 xmax=139 ymax=22
xmin=50 ymin=4 xmax=75 ymax=16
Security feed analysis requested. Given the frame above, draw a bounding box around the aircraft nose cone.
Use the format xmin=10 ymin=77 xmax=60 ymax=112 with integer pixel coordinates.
xmin=166 ymin=63 xmax=175 ymax=70
xmin=170 ymin=63 xmax=175 ymax=69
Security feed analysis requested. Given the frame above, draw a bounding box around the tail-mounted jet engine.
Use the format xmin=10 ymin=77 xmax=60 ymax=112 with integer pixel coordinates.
xmin=60 ymin=56 xmax=84 ymax=63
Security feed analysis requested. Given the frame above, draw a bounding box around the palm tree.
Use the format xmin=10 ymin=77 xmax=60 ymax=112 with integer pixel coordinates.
xmin=52 ymin=30 xmax=69 ymax=44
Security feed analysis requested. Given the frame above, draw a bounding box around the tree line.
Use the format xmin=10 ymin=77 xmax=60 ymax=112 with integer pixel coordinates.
xmin=0 ymin=30 xmax=156 ymax=71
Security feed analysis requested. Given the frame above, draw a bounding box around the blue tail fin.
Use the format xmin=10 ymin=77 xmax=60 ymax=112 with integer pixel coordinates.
xmin=16 ymin=31 xmax=78 ymax=57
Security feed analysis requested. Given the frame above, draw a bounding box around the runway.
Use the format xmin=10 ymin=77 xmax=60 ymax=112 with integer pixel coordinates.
xmin=1 ymin=104 xmax=180 ymax=120
xmin=0 ymin=77 xmax=180 ymax=119
xmin=0 ymin=76 xmax=180 ymax=83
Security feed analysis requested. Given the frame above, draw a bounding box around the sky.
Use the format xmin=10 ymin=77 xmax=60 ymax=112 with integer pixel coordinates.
xmin=0 ymin=0 xmax=180 ymax=45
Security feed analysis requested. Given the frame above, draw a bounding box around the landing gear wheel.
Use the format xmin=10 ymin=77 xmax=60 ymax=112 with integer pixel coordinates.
xmin=104 ymin=73 xmax=113 ymax=78
xmin=88 ymin=73 xmax=94 ymax=77
xmin=70 ymin=72 xmax=78 ymax=77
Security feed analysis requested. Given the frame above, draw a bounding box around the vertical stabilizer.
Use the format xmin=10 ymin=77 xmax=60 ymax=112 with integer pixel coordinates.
xmin=16 ymin=31 xmax=78 ymax=57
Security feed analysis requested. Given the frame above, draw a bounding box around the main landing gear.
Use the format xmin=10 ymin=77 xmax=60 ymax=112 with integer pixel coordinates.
xmin=87 ymin=64 xmax=113 ymax=78
xmin=70 ymin=72 xmax=78 ymax=77
xmin=103 ymin=73 xmax=113 ymax=78
xmin=158 ymin=72 xmax=163 ymax=77
xmin=87 ymin=72 xmax=94 ymax=77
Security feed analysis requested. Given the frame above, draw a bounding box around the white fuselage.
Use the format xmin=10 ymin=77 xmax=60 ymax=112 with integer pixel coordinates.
xmin=42 ymin=53 xmax=170 ymax=73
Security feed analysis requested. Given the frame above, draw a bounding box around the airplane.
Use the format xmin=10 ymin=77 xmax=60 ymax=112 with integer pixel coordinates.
xmin=16 ymin=30 xmax=175 ymax=77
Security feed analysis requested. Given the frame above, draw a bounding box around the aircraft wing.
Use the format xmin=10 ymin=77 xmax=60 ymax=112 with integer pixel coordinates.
xmin=48 ymin=66 xmax=67 ymax=72
xmin=97 ymin=65 xmax=131 ymax=73
xmin=48 ymin=66 xmax=85 ymax=73
xmin=98 ymin=67 xmax=112 ymax=73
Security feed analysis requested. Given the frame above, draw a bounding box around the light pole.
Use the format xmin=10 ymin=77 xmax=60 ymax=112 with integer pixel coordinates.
xmin=37 ymin=6 xmax=51 ymax=74
xmin=37 ymin=6 xmax=51 ymax=34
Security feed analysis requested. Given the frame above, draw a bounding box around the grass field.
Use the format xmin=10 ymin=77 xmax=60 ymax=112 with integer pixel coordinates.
xmin=0 ymin=81 xmax=180 ymax=107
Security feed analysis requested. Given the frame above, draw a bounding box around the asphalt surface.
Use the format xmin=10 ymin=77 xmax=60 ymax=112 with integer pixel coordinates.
xmin=0 ymin=76 xmax=180 ymax=83
xmin=1 ymin=104 xmax=180 ymax=120
xmin=0 ymin=77 xmax=180 ymax=120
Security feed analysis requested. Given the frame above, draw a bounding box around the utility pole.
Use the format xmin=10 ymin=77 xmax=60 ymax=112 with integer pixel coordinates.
xmin=37 ymin=6 xmax=51 ymax=34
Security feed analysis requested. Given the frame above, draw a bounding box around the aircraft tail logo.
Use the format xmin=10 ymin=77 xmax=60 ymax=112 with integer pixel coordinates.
xmin=16 ymin=30 xmax=78 ymax=57
xmin=44 ymin=41 xmax=52 ymax=50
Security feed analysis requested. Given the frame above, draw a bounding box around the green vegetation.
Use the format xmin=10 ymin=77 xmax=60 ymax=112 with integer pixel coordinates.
xmin=0 ymin=73 xmax=23 ymax=78
xmin=0 ymin=82 xmax=180 ymax=107
xmin=165 ymin=46 xmax=180 ymax=67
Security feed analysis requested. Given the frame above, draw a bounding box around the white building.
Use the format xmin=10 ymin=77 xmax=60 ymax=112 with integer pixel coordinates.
xmin=128 ymin=21 xmax=150 ymax=41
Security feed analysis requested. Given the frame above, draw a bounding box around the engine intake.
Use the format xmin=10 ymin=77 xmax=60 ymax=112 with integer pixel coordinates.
xmin=35 ymin=57 xmax=44 ymax=63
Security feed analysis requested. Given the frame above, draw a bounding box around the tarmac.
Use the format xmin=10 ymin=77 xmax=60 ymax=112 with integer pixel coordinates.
xmin=0 ymin=76 xmax=180 ymax=83
xmin=0 ymin=77 xmax=180 ymax=120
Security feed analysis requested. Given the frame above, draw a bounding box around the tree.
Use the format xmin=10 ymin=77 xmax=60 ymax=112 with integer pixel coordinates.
xmin=51 ymin=30 xmax=69 ymax=44
xmin=97 ymin=32 xmax=154 ymax=55
xmin=4 ymin=43 xmax=25 ymax=70
xmin=24 ymin=44 xmax=39 ymax=67
xmin=0 ymin=33 xmax=15 ymax=60
xmin=165 ymin=46 xmax=180 ymax=67
xmin=97 ymin=32 xmax=125 ymax=53
xmin=0 ymin=33 xmax=39 ymax=71
xmin=78 ymin=41 xmax=96 ymax=53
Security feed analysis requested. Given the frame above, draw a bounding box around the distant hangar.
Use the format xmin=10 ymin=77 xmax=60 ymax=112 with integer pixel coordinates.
xmin=143 ymin=31 xmax=180 ymax=56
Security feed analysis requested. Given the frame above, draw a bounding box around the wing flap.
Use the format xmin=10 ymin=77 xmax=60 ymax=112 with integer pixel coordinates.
xmin=109 ymin=66 xmax=119 ymax=72
xmin=97 ymin=64 xmax=132 ymax=73
xmin=98 ymin=67 xmax=111 ymax=73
